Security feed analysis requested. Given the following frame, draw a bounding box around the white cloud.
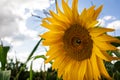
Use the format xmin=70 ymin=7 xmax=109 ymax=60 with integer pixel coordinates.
xmin=18 ymin=20 xmax=40 ymax=40
xmin=7 ymin=48 xmax=49 ymax=71
xmin=0 ymin=0 xmax=51 ymax=46
xmin=107 ymin=20 xmax=120 ymax=30
xmin=0 ymin=0 xmax=52 ymax=70
xmin=7 ymin=50 xmax=29 ymax=63
xmin=98 ymin=19 xmax=105 ymax=26
xmin=98 ymin=16 xmax=116 ymax=26
xmin=103 ymin=16 xmax=116 ymax=20
xmin=97 ymin=16 xmax=120 ymax=36
xmin=10 ymin=0 xmax=50 ymax=10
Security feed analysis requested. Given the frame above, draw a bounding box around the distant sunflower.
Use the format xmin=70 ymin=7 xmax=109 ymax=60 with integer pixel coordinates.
xmin=41 ymin=0 xmax=120 ymax=80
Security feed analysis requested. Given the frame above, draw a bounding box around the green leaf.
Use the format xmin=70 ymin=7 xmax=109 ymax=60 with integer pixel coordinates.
xmin=30 ymin=61 xmax=33 ymax=80
xmin=33 ymin=55 xmax=47 ymax=60
xmin=0 ymin=45 xmax=10 ymax=70
xmin=0 ymin=45 xmax=3 ymax=60
xmin=15 ymin=39 xmax=43 ymax=80
xmin=111 ymin=36 xmax=120 ymax=47
xmin=26 ymin=38 xmax=43 ymax=62
xmin=113 ymin=71 xmax=120 ymax=80
xmin=116 ymin=36 xmax=120 ymax=40
xmin=33 ymin=55 xmax=53 ymax=64
xmin=113 ymin=50 xmax=120 ymax=57
xmin=114 ymin=61 xmax=120 ymax=72
xmin=0 ymin=70 xmax=11 ymax=80
xmin=111 ymin=43 xmax=120 ymax=47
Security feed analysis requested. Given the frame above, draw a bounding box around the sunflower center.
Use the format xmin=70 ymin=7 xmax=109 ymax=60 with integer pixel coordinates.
xmin=63 ymin=24 xmax=93 ymax=61
xmin=72 ymin=37 xmax=81 ymax=46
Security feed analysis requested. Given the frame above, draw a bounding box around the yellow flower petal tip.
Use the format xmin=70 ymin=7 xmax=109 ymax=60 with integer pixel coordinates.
xmin=40 ymin=0 xmax=120 ymax=80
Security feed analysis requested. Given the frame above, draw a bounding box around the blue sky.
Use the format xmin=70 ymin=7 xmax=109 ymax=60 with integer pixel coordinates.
xmin=25 ymin=0 xmax=120 ymax=38
xmin=92 ymin=0 xmax=120 ymax=18
xmin=81 ymin=0 xmax=120 ymax=35
xmin=0 ymin=0 xmax=120 ymax=70
xmin=55 ymin=0 xmax=120 ymax=18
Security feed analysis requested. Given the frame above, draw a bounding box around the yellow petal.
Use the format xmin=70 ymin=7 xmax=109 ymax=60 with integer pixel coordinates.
xmin=56 ymin=1 xmax=70 ymax=23
xmin=80 ymin=6 xmax=96 ymax=25
xmin=77 ymin=60 xmax=87 ymax=80
xmin=93 ymin=5 xmax=103 ymax=20
xmin=40 ymin=31 xmax=64 ymax=39
xmin=57 ymin=56 xmax=72 ymax=78
xmin=49 ymin=10 xmax=70 ymax=24
xmin=41 ymin=31 xmax=64 ymax=45
xmin=65 ymin=0 xmax=69 ymax=3
xmin=45 ymin=49 xmax=65 ymax=63
xmin=52 ymin=54 xmax=66 ymax=70
xmin=68 ymin=61 xmax=79 ymax=80
xmin=93 ymin=44 xmax=119 ymax=61
xmin=89 ymin=28 xmax=114 ymax=37
xmin=80 ymin=8 xmax=87 ymax=18
xmin=94 ymin=34 xmax=120 ymax=43
xmin=56 ymin=2 xmax=64 ymax=16
xmin=62 ymin=0 xmax=72 ymax=19
xmin=46 ymin=45 xmax=64 ymax=56
xmin=45 ymin=52 xmax=61 ymax=63
xmin=85 ymin=59 xmax=93 ymax=80
xmin=90 ymin=52 xmax=101 ymax=79
xmin=86 ymin=20 xmax=98 ymax=29
xmin=52 ymin=55 xmax=64 ymax=70
xmin=42 ymin=39 xmax=63 ymax=46
xmin=86 ymin=5 xmax=96 ymax=18
xmin=102 ymin=51 xmax=120 ymax=60
xmin=97 ymin=57 xmax=112 ymax=80
xmin=43 ymin=17 xmax=69 ymax=28
xmin=41 ymin=20 xmax=67 ymax=31
xmin=72 ymin=0 xmax=79 ymax=21
xmin=94 ymin=41 xmax=117 ymax=50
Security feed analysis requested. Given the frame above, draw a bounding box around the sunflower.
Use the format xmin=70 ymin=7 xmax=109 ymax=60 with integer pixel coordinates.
xmin=41 ymin=0 xmax=120 ymax=80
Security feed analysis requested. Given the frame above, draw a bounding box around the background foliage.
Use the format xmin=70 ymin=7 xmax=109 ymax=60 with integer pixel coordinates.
xmin=0 ymin=0 xmax=120 ymax=79
xmin=0 ymin=37 xmax=120 ymax=80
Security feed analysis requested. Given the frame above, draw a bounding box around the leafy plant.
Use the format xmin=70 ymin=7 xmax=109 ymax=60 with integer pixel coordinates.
xmin=0 ymin=44 xmax=11 ymax=80
xmin=0 ymin=45 xmax=10 ymax=70
xmin=0 ymin=70 xmax=11 ymax=80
